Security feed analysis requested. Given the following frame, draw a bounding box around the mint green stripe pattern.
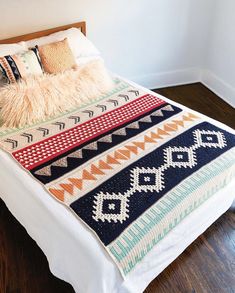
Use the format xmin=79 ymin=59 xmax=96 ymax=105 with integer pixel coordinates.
xmin=0 ymin=78 xmax=129 ymax=137
xmin=108 ymin=148 xmax=235 ymax=275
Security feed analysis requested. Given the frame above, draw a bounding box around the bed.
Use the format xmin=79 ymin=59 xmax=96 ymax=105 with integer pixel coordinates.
xmin=0 ymin=22 xmax=234 ymax=293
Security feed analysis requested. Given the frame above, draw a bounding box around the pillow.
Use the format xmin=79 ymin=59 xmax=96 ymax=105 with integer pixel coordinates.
xmin=0 ymin=41 xmax=27 ymax=57
xmin=26 ymin=28 xmax=100 ymax=60
xmin=37 ymin=38 xmax=77 ymax=74
xmin=0 ymin=48 xmax=43 ymax=83
xmin=0 ymin=41 xmax=27 ymax=87
xmin=0 ymin=60 xmax=114 ymax=128
xmin=76 ymin=56 xmax=103 ymax=66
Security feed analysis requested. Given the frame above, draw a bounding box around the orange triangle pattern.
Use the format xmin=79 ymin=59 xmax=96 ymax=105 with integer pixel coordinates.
xmin=49 ymin=112 xmax=199 ymax=196
xmin=82 ymin=170 xmax=96 ymax=180
xmin=150 ymin=132 xmax=163 ymax=140
xmin=90 ymin=164 xmax=105 ymax=175
xmin=106 ymin=155 xmax=121 ymax=165
xmin=144 ymin=135 xmax=156 ymax=143
xmin=188 ymin=113 xmax=199 ymax=119
xmin=60 ymin=183 xmax=74 ymax=195
xmin=132 ymin=141 xmax=145 ymax=150
xmin=118 ymin=149 xmax=131 ymax=159
xmin=182 ymin=115 xmax=193 ymax=122
xmin=125 ymin=145 xmax=139 ymax=155
xmin=114 ymin=151 xmax=128 ymax=160
xmin=165 ymin=123 xmax=178 ymax=131
xmin=172 ymin=119 xmax=185 ymax=127
xmin=157 ymin=128 xmax=169 ymax=136
xmin=49 ymin=188 xmax=65 ymax=202
xmin=99 ymin=160 xmax=113 ymax=170
xmin=68 ymin=178 xmax=83 ymax=190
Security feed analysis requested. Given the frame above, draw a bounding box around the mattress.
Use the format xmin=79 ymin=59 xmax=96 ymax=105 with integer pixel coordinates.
xmin=0 ymin=77 xmax=234 ymax=293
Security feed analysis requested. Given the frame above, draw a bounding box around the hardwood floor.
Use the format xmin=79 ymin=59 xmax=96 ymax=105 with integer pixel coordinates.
xmin=154 ymin=83 xmax=235 ymax=129
xmin=0 ymin=83 xmax=234 ymax=293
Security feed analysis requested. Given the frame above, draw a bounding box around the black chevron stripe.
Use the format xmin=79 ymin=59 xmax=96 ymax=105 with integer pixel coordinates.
xmin=4 ymin=138 xmax=18 ymax=149
xmin=82 ymin=110 xmax=94 ymax=117
xmin=128 ymin=90 xmax=139 ymax=96
xmin=118 ymin=94 xmax=130 ymax=101
xmin=69 ymin=115 xmax=80 ymax=124
xmin=37 ymin=127 xmax=49 ymax=136
xmin=107 ymin=99 xmax=118 ymax=106
xmin=52 ymin=122 xmax=65 ymax=130
xmin=96 ymin=104 xmax=107 ymax=112
xmin=21 ymin=133 xmax=33 ymax=143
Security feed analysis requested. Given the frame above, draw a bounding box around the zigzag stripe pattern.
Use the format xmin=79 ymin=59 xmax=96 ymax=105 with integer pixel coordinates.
xmin=32 ymin=103 xmax=181 ymax=184
xmin=47 ymin=112 xmax=199 ymax=203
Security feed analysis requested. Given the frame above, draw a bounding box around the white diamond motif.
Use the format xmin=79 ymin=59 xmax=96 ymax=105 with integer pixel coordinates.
xmin=164 ymin=146 xmax=197 ymax=168
xmin=93 ymin=192 xmax=129 ymax=223
xmin=92 ymin=128 xmax=227 ymax=225
xmin=130 ymin=167 xmax=164 ymax=192
xmin=193 ymin=130 xmax=227 ymax=149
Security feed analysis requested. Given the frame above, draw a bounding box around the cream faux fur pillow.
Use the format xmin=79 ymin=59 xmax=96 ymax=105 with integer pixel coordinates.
xmin=0 ymin=60 xmax=114 ymax=128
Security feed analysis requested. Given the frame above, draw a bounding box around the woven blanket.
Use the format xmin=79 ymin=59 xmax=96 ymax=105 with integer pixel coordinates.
xmin=1 ymin=78 xmax=235 ymax=277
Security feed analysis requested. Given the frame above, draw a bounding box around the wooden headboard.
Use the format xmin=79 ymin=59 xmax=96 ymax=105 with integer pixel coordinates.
xmin=0 ymin=21 xmax=86 ymax=44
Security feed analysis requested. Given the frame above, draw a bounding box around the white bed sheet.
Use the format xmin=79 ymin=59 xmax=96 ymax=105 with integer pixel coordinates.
xmin=0 ymin=79 xmax=234 ymax=293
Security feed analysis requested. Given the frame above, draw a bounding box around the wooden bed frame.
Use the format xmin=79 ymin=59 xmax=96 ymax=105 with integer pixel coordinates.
xmin=0 ymin=21 xmax=86 ymax=44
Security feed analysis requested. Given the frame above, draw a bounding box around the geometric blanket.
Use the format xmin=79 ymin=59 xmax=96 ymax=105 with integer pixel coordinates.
xmin=0 ymin=78 xmax=235 ymax=277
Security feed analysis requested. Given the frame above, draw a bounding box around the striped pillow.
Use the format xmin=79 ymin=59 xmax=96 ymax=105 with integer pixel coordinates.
xmin=0 ymin=48 xmax=43 ymax=83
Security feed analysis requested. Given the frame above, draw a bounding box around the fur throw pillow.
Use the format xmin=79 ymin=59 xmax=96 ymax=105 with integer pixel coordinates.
xmin=0 ymin=60 xmax=114 ymax=128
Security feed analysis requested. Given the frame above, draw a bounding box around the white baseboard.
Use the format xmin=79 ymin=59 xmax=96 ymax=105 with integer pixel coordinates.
xmin=130 ymin=68 xmax=235 ymax=108
xmin=200 ymin=70 xmax=235 ymax=108
xmin=130 ymin=68 xmax=201 ymax=89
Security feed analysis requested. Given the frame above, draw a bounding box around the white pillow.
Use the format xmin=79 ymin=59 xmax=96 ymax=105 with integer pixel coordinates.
xmin=76 ymin=56 xmax=103 ymax=66
xmin=0 ymin=41 xmax=27 ymax=57
xmin=26 ymin=28 xmax=100 ymax=59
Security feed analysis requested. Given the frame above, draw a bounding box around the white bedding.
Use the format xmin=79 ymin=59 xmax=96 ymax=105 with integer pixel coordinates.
xmin=0 ymin=78 xmax=234 ymax=293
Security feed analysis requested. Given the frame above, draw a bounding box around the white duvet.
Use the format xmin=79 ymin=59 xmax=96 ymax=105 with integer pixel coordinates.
xmin=0 ymin=78 xmax=234 ymax=293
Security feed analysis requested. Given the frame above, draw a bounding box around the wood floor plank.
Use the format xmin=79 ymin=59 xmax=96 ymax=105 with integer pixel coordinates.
xmin=0 ymin=83 xmax=234 ymax=293
xmin=154 ymin=83 xmax=235 ymax=129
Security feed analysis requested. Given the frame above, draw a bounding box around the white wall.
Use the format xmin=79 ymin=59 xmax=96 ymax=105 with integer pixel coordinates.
xmin=0 ymin=0 xmax=234 ymax=106
xmin=201 ymin=0 xmax=235 ymax=107
xmin=0 ymin=0 xmax=211 ymax=84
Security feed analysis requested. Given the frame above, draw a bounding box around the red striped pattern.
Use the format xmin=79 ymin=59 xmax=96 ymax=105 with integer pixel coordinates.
xmin=13 ymin=94 xmax=165 ymax=170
